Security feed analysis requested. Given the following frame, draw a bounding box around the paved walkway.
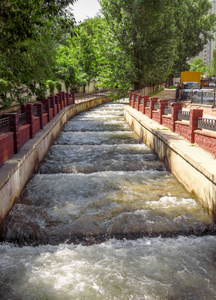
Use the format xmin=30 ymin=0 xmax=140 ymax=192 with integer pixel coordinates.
xmin=156 ymin=88 xmax=176 ymax=101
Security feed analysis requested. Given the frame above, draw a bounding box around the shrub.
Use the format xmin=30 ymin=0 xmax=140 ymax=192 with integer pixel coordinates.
xmin=56 ymin=82 xmax=62 ymax=93
xmin=0 ymin=79 xmax=13 ymax=108
xmin=47 ymin=80 xmax=55 ymax=96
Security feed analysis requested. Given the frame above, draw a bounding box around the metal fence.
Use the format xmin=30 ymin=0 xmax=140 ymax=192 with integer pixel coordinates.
xmin=0 ymin=117 xmax=10 ymax=134
xmin=19 ymin=113 xmax=27 ymax=126
xmin=32 ymin=106 xmax=38 ymax=116
xmin=185 ymin=89 xmax=216 ymax=106
xmin=164 ymin=106 xmax=171 ymax=115
xmin=178 ymin=110 xmax=190 ymax=121
xmin=198 ymin=117 xmax=216 ymax=131
xmin=154 ymin=102 xmax=159 ymax=110
xmin=146 ymin=100 xmax=150 ymax=107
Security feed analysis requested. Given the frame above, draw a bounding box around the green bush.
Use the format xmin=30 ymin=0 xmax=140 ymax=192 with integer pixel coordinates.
xmin=56 ymin=82 xmax=62 ymax=93
xmin=36 ymin=82 xmax=47 ymax=100
xmin=47 ymin=80 xmax=55 ymax=96
xmin=0 ymin=79 xmax=13 ymax=108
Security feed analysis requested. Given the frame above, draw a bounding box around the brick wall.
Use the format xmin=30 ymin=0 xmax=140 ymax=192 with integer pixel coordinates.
xmin=49 ymin=108 xmax=54 ymax=120
xmin=152 ymin=111 xmax=160 ymax=123
xmin=42 ymin=113 xmax=48 ymax=126
xmin=162 ymin=116 xmax=172 ymax=130
xmin=175 ymin=121 xmax=190 ymax=141
xmin=195 ymin=130 xmax=216 ymax=157
xmin=129 ymin=91 xmax=216 ymax=157
xmin=19 ymin=124 xmax=30 ymax=148
xmin=32 ymin=116 xmax=40 ymax=136
xmin=145 ymin=107 xmax=151 ymax=118
xmin=0 ymin=132 xmax=14 ymax=166
xmin=0 ymin=91 xmax=77 ymax=166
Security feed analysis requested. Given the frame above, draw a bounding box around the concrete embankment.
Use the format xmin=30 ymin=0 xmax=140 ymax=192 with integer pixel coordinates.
xmin=0 ymin=97 xmax=110 ymax=225
xmin=124 ymin=105 xmax=216 ymax=221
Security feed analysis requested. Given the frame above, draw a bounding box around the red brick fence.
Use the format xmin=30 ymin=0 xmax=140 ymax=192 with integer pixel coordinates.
xmin=129 ymin=92 xmax=216 ymax=157
xmin=0 ymin=91 xmax=75 ymax=166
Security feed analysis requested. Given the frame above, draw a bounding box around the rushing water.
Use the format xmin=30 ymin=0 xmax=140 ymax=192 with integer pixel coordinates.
xmin=1 ymin=100 xmax=216 ymax=299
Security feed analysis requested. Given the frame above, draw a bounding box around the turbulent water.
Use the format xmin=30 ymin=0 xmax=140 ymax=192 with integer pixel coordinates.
xmin=1 ymin=100 xmax=216 ymax=299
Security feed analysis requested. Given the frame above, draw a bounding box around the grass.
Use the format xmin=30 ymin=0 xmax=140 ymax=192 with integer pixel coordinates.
xmin=167 ymin=86 xmax=177 ymax=89
xmin=148 ymin=88 xmax=164 ymax=97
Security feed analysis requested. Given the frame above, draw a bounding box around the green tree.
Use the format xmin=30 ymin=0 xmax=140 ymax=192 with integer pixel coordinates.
xmin=206 ymin=58 xmax=216 ymax=77
xmin=172 ymin=0 xmax=216 ymax=75
xmin=55 ymin=17 xmax=102 ymax=92
xmin=99 ymin=0 xmax=177 ymax=90
xmin=98 ymin=0 xmax=216 ymax=89
xmin=0 ymin=0 xmax=76 ymax=51
xmin=189 ymin=58 xmax=207 ymax=75
xmin=0 ymin=0 xmax=77 ymax=105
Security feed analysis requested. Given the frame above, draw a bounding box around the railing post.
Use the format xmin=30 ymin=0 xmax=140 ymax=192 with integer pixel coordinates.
xmin=57 ymin=93 xmax=62 ymax=109
xmin=129 ymin=92 xmax=133 ymax=106
xmin=70 ymin=91 xmax=75 ymax=104
xmin=54 ymin=95 xmax=59 ymax=113
xmin=34 ymin=103 xmax=43 ymax=129
xmin=131 ymin=93 xmax=135 ymax=108
xmin=214 ymin=89 xmax=216 ymax=108
xmin=171 ymin=102 xmax=183 ymax=132
xmin=189 ymin=109 xmax=203 ymax=143
xmin=159 ymin=99 xmax=169 ymax=124
xmin=26 ymin=103 xmax=34 ymax=138
xmin=150 ymin=97 xmax=158 ymax=119
xmin=42 ymin=98 xmax=50 ymax=121
xmin=65 ymin=93 xmax=69 ymax=106
xmin=21 ymin=104 xmax=26 ymax=113
xmin=138 ymin=95 xmax=144 ymax=112
xmin=132 ymin=93 xmax=137 ymax=108
xmin=60 ymin=92 xmax=65 ymax=107
xmin=133 ymin=93 xmax=139 ymax=109
xmin=143 ymin=96 xmax=150 ymax=114
xmin=49 ymin=96 xmax=56 ymax=117
xmin=3 ymin=113 xmax=20 ymax=153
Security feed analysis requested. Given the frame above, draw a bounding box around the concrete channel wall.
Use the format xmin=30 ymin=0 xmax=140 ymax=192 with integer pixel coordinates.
xmin=124 ymin=105 xmax=216 ymax=222
xmin=0 ymin=97 xmax=110 ymax=226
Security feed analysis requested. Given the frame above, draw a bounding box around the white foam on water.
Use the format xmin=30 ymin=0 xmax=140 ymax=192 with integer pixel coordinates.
xmin=1 ymin=236 xmax=216 ymax=299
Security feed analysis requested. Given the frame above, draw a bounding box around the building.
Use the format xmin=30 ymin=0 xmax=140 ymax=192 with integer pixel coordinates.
xmin=189 ymin=0 xmax=215 ymax=67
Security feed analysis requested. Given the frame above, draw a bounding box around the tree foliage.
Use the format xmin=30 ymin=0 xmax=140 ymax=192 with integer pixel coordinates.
xmin=0 ymin=0 xmax=77 ymax=105
xmin=1 ymin=0 xmax=216 ymax=106
xmin=98 ymin=0 xmax=216 ymax=89
xmin=172 ymin=0 xmax=216 ymax=76
xmin=55 ymin=17 xmax=102 ymax=92
xmin=206 ymin=58 xmax=216 ymax=77
xmin=99 ymin=0 xmax=177 ymax=90
xmin=189 ymin=58 xmax=207 ymax=75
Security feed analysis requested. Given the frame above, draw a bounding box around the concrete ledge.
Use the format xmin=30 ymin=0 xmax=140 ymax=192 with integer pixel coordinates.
xmin=0 ymin=97 xmax=110 ymax=225
xmin=124 ymin=105 xmax=216 ymax=221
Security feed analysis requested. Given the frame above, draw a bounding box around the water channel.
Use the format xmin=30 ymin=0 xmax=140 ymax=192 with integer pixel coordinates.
xmin=0 ymin=100 xmax=216 ymax=299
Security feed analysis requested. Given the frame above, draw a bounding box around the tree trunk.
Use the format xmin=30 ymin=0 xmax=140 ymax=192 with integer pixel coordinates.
xmin=134 ymin=82 xmax=141 ymax=91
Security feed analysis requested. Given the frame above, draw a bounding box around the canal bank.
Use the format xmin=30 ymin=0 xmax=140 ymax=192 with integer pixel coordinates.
xmin=0 ymin=96 xmax=110 ymax=225
xmin=124 ymin=104 xmax=216 ymax=221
